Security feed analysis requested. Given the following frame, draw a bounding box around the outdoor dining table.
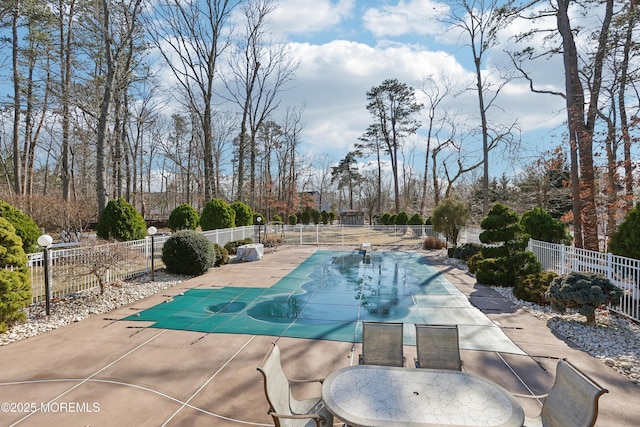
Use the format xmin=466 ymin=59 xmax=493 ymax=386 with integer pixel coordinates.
xmin=321 ymin=365 xmax=524 ymax=427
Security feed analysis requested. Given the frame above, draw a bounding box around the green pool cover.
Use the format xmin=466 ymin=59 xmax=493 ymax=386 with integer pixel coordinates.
xmin=124 ymin=250 xmax=524 ymax=354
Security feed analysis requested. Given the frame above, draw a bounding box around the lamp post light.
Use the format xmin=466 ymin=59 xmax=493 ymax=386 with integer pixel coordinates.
xmin=256 ymin=216 xmax=262 ymax=244
xmin=37 ymin=234 xmax=53 ymax=315
xmin=147 ymin=226 xmax=157 ymax=281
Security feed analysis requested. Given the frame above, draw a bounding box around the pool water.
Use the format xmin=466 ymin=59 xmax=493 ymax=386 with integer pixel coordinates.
xmin=125 ymin=250 xmax=524 ymax=354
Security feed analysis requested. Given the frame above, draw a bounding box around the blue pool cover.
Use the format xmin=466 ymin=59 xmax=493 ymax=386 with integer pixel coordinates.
xmin=124 ymin=250 xmax=524 ymax=354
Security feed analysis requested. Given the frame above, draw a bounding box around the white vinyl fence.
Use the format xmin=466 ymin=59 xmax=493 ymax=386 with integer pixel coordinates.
xmin=528 ymin=239 xmax=640 ymax=322
xmin=26 ymin=226 xmax=256 ymax=304
xmin=22 ymin=224 xmax=640 ymax=323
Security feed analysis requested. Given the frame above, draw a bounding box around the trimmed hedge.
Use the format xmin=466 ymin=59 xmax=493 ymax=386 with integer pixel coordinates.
xmin=161 ymin=230 xmax=216 ymax=276
xmin=95 ymin=198 xmax=146 ymax=241
xmin=168 ymin=204 xmax=199 ymax=232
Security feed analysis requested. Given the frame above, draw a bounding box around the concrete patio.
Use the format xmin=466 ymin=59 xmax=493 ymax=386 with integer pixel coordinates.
xmin=0 ymin=246 xmax=638 ymax=426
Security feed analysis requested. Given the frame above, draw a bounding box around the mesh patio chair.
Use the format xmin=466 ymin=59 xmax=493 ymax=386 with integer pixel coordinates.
xmin=257 ymin=343 xmax=333 ymax=427
xmin=414 ymin=324 xmax=462 ymax=370
xmin=359 ymin=321 xmax=404 ymax=367
xmin=514 ymin=359 xmax=608 ymax=427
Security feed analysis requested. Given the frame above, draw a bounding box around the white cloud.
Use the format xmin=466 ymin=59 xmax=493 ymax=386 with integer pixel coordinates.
xmin=284 ymin=40 xmax=468 ymax=157
xmin=269 ymin=0 xmax=356 ymax=36
xmin=362 ymin=0 xmax=449 ymax=37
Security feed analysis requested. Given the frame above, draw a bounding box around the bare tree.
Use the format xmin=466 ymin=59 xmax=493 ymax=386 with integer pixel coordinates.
xmin=443 ymin=0 xmax=518 ymax=216
xmin=147 ymin=0 xmax=239 ymax=202
xmin=223 ymin=0 xmax=298 ymax=206
xmin=418 ymin=73 xmax=456 ymax=214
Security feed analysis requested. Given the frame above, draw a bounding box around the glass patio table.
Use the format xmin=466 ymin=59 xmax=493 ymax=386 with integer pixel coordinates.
xmin=321 ymin=365 xmax=524 ymax=427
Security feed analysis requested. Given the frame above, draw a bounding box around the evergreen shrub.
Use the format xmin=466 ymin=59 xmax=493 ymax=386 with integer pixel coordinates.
xmin=546 ymin=272 xmax=624 ymax=326
xmin=0 ymin=218 xmax=31 ymax=333
xmin=168 ymin=204 xmax=199 ymax=232
xmin=514 ymin=271 xmax=557 ymax=305
xmin=200 ymin=198 xmax=235 ymax=231
xmin=288 ymin=214 xmax=297 ymax=225
xmin=161 ymin=230 xmax=216 ymax=276
xmin=467 ymin=252 xmax=483 ymax=274
xmin=0 ymin=199 xmax=41 ymax=253
xmin=521 ymin=207 xmax=572 ymax=245
xmin=450 ymin=243 xmax=482 ymax=261
xmin=321 ymin=210 xmax=330 ymax=224
xmin=408 ymin=213 xmax=424 ymax=225
xmin=230 ymin=201 xmax=253 ymax=227
xmin=395 ymin=211 xmax=409 ymax=225
xmin=95 ymin=198 xmax=146 ymax=241
xmin=212 ymin=243 xmax=230 ymax=266
xmin=608 ymin=202 xmax=640 ymax=260
xmin=432 ymin=198 xmax=469 ymax=246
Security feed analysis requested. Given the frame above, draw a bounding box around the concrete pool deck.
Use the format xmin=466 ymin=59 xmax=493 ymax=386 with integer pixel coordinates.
xmin=0 ymin=246 xmax=638 ymax=426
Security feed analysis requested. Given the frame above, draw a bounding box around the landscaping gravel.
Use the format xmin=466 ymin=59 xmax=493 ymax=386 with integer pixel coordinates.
xmin=0 ymin=271 xmax=187 ymax=346
xmin=493 ymin=285 xmax=640 ymax=386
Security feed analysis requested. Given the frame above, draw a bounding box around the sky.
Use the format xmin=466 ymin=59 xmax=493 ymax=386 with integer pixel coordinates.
xmin=250 ymin=0 xmax=570 ymax=178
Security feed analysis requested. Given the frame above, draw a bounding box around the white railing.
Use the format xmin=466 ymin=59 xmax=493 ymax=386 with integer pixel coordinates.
xmin=23 ymin=224 xmax=638 ymax=323
xmin=26 ymin=226 xmax=256 ymax=304
xmin=263 ymin=224 xmax=456 ymax=246
xmin=528 ymin=239 xmax=640 ymax=322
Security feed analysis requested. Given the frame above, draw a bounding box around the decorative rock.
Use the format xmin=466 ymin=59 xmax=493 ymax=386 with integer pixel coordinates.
xmin=0 ymin=271 xmax=187 ymax=346
xmin=492 ymin=285 xmax=640 ymax=387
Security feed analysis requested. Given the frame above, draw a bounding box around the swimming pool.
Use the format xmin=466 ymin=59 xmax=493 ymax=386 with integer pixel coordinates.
xmin=125 ymin=250 xmax=524 ymax=354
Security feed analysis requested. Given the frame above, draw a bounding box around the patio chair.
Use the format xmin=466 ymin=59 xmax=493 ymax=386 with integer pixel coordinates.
xmin=414 ymin=324 xmax=462 ymax=370
xmin=359 ymin=321 xmax=404 ymax=367
xmin=256 ymin=342 xmax=333 ymax=427
xmin=514 ymin=359 xmax=608 ymax=427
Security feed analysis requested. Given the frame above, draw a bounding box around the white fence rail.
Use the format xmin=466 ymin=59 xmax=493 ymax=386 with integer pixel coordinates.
xmin=528 ymin=239 xmax=640 ymax=322
xmin=22 ymin=224 xmax=639 ymax=323
xmin=26 ymin=226 xmax=256 ymax=304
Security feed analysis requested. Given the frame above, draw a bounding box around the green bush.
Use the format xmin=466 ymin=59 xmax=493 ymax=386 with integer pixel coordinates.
xmin=200 ymin=198 xmax=235 ymax=231
xmin=450 ymin=243 xmax=482 ymax=261
xmin=476 ymin=251 xmax=541 ymax=287
xmin=287 ymin=214 xmax=297 ymax=225
xmin=0 ymin=217 xmax=30 ymax=333
xmin=609 ymin=202 xmax=640 ymax=260
xmin=479 ymin=203 xmax=528 ymax=257
xmin=161 ymin=230 xmax=216 ymax=276
xmin=230 ymin=201 xmax=253 ymax=227
xmin=321 ymin=210 xmax=330 ymax=225
xmin=224 ymin=238 xmax=254 ymax=255
xmin=467 ymin=252 xmax=483 ymax=274
xmin=212 ymin=243 xmax=230 ymax=266
xmin=299 ymin=210 xmax=311 ymax=225
xmin=395 ymin=211 xmax=409 ymax=225
xmin=432 ymin=198 xmax=469 ymax=246
xmin=95 ymin=198 xmax=146 ymax=241
xmin=475 ymin=203 xmax=538 ymax=287
xmin=514 ymin=271 xmax=557 ymax=305
xmin=0 ymin=199 xmax=41 ymax=254
xmin=408 ymin=213 xmax=424 ymax=225
xmin=379 ymin=213 xmax=391 ymax=225
xmin=546 ymin=272 xmax=624 ymax=325
xmin=168 ymin=204 xmax=199 ymax=232
xmin=521 ymin=207 xmax=572 ymax=245
xmin=272 ymin=214 xmax=282 ymax=223
xmin=476 ymin=257 xmax=512 ymax=286
xmin=311 ymin=210 xmax=322 ymax=224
